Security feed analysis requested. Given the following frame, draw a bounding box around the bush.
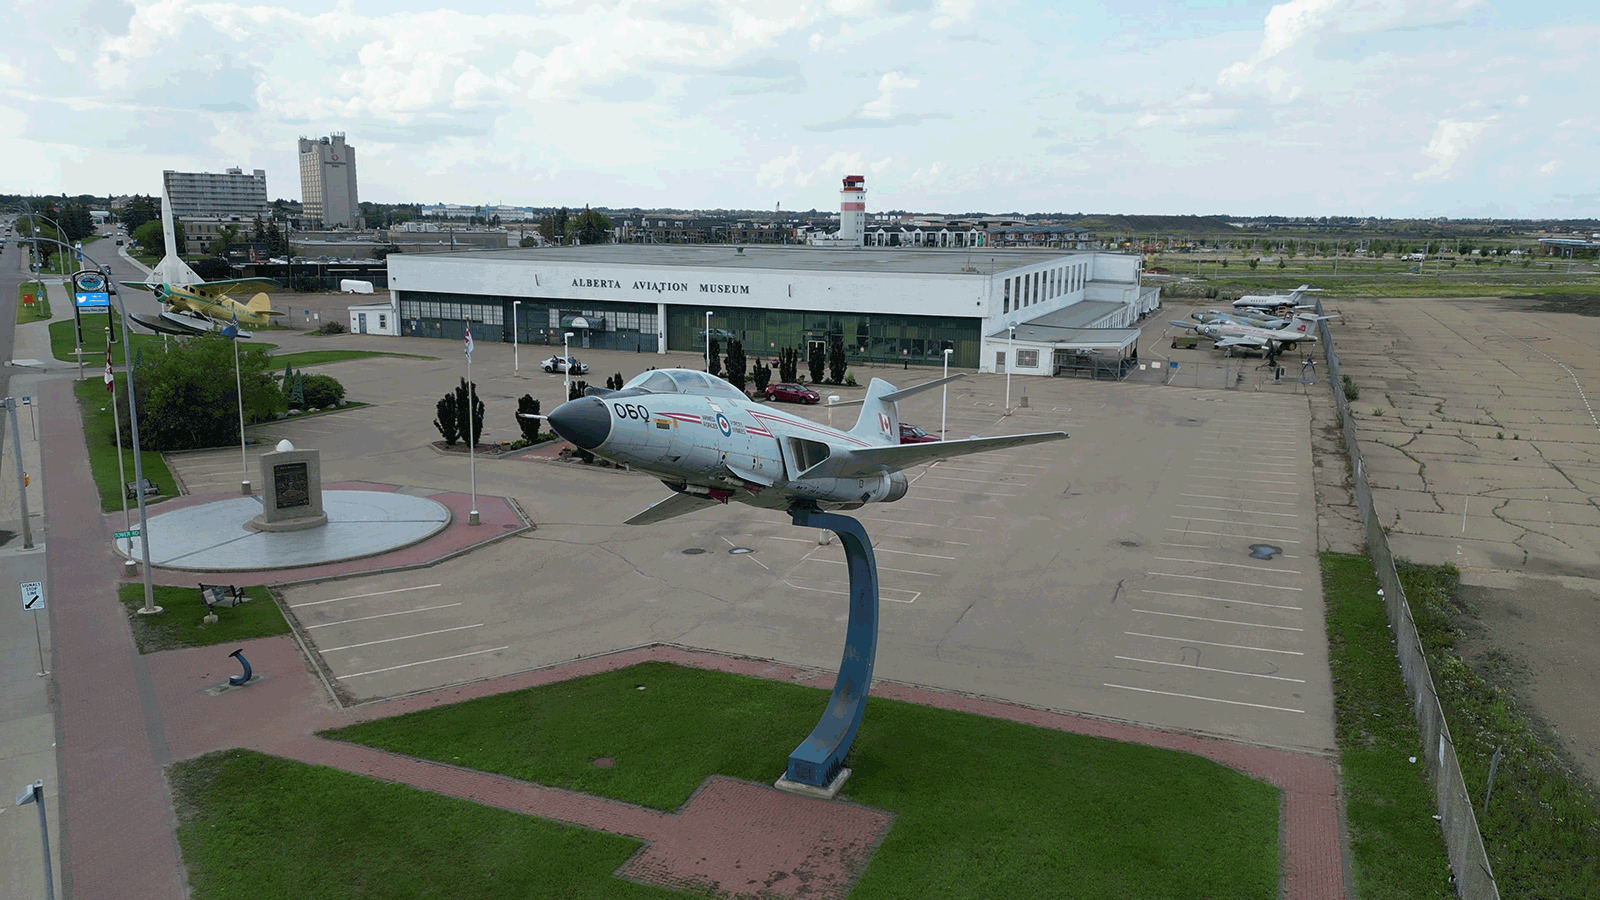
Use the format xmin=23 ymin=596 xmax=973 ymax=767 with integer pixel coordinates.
xmin=752 ymin=361 xmax=772 ymax=394
xmin=298 ymin=374 xmax=345 ymax=408
xmin=118 ymin=334 xmax=284 ymax=451
xmin=318 ymin=320 xmax=347 ymax=335
xmin=516 ymin=394 xmax=541 ymax=441
xmin=1342 ymin=374 xmax=1360 ymax=402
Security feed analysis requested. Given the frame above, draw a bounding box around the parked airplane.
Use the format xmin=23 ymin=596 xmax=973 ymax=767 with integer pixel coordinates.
xmin=120 ymin=189 xmax=283 ymax=338
xmin=544 ymin=369 xmax=1068 ymax=525
xmin=1231 ymin=284 xmax=1322 ymax=311
xmin=1191 ymin=308 xmax=1303 ymax=329
xmin=1170 ymin=313 xmax=1335 ymax=353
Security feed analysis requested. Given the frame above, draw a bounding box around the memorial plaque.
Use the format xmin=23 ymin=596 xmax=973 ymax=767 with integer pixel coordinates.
xmin=274 ymin=462 xmax=310 ymax=509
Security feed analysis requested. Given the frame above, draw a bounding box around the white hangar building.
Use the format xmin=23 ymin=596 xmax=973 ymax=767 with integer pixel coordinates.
xmin=384 ymin=245 xmax=1160 ymax=375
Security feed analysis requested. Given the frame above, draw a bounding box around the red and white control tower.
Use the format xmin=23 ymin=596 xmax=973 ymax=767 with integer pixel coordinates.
xmin=839 ymin=175 xmax=866 ymax=245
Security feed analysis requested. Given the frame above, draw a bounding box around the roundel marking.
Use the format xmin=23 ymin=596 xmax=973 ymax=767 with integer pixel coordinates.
xmin=715 ymin=412 xmax=732 ymax=436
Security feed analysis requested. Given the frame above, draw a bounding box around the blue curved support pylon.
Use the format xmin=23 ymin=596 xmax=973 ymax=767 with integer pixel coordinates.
xmin=785 ymin=505 xmax=880 ymax=788
xmin=228 ymin=649 xmax=253 ymax=686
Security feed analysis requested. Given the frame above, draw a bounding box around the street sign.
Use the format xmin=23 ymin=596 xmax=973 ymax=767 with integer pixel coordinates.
xmin=21 ymin=397 xmax=30 ymax=406
xmin=114 ymin=529 xmax=140 ymax=539
xmin=20 ymin=581 xmax=44 ymax=611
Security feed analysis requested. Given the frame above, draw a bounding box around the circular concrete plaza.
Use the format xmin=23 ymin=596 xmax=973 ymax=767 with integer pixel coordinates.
xmin=123 ymin=490 xmax=451 ymax=571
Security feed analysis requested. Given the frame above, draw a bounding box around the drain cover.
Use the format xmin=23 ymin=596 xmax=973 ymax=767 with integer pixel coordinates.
xmin=681 ymin=548 xmax=706 ymax=555
xmin=1248 ymin=544 xmax=1282 ymax=560
xmin=729 ymin=547 xmax=754 ymax=555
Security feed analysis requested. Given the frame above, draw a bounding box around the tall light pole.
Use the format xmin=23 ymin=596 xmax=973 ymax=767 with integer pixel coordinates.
xmin=563 ymin=331 xmax=574 ymax=396
xmin=1005 ymin=325 xmax=1016 ymax=412
xmin=941 ymin=347 xmax=953 ymax=435
xmin=705 ymin=311 xmax=713 ymax=372
xmin=14 ymin=780 xmax=54 ymax=900
xmin=512 ymin=300 xmax=521 ymax=374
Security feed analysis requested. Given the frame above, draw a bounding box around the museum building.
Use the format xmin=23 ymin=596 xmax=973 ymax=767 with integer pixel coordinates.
xmin=384 ymin=245 xmax=1158 ymax=374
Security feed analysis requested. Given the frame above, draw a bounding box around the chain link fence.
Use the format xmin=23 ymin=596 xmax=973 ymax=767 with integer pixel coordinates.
xmin=1315 ymin=302 xmax=1500 ymax=900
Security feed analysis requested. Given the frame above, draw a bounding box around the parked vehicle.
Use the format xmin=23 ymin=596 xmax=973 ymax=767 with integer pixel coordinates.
xmin=899 ymin=423 xmax=940 ymax=444
xmin=541 ymin=356 xmax=588 ymax=374
xmin=763 ymin=382 xmax=820 ymax=404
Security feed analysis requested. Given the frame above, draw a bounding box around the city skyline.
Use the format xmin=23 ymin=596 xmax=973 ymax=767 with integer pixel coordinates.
xmin=1 ymin=0 xmax=1594 ymax=220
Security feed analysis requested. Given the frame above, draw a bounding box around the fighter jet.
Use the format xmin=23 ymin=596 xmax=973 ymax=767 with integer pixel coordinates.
xmin=1231 ymin=284 xmax=1323 ymax=311
xmin=120 ymin=189 xmax=283 ymax=338
xmin=544 ymin=369 xmax=1067 ymax=525
xmin=1170 ymin=312 xmax=1335 ymax=354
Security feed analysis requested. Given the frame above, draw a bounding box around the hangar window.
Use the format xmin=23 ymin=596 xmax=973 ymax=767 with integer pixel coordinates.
xmin=1016 ymin=349 xmax=1039 ymax=368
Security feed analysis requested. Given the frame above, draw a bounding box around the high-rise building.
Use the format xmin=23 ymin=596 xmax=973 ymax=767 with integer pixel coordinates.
xmin=298 ymin=134 xmax=360 ymax=228
xmin=161 ymin=167 xmax=269 ymax=219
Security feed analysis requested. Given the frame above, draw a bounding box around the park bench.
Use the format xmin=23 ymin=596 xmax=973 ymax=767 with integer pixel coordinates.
xmin=126 ymin=478 xmax=162 ymax=501
xmin=198 ymin=583 xmax=247 ymax=614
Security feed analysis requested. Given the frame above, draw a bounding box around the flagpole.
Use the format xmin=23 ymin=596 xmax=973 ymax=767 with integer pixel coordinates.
xmin=465 ymin=315 xmax=478 ymax=525
xmin=106 ymin=331 xmax=131 ymax=555
xmin=234 ymin=333 xmax=248 ymax=491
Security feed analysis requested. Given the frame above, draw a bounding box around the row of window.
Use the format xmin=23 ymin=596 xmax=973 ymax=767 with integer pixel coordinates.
xmin=1002 ymin=262 xmax=1088 ymax=314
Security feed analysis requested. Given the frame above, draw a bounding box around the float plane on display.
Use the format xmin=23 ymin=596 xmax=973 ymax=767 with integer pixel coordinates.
xmin=543 ymin=368 xmax=1068 ymax=525
xmin=120 ymin=190 xmax=283 ymax=338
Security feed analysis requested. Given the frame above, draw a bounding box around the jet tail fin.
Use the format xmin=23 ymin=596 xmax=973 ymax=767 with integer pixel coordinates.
xmin=846 ymin=374 xmax=965 ymax=445
xmin=150 ymin=187 xmax=202 ymax=286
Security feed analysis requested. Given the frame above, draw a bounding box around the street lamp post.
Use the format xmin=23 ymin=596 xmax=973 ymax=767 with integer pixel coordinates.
xmin=941 ymin=347 xmax=953 ymax=435
xmin=705 ymin=311 xmax=713 ymax=372
xmin=1005 ymin=325 xmax=1016 ymax=412
xmin=563 ymin=331 xmax=574 ymax=396
xmin=14 ymin=780 xmax=55 ymax=900
xmin=512 ymin=300 xmax=520 ymax=374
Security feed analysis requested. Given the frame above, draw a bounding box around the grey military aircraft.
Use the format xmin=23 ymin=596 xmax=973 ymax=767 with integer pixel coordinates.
xmin=544 ymin=368 xmax=1068 ymax=525
xmin=1170 ymin=312 xmax=1335 ymax=353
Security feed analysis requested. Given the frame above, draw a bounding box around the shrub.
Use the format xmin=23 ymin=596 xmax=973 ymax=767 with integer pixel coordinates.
xmin=516 ymin=394 xmax=541 ymax=441
xmin=298 ymin=374 xmax=345 ymax=408
xmin=752 ymin=361 xmax=772 ymax=394
xmin=318 ymin=320 xmax=347 ymax=335
xmin=1342 ymin=374 xmax=1360 ymax=402
xmin=118 ymin=334 xmax=284 ymax=451
xmin=724 ymin=339 xmax=748 ymax=392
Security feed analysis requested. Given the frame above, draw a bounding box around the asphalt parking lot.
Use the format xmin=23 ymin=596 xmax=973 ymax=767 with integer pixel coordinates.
xmin=168 ymin=318 xmax=1338 ymax=753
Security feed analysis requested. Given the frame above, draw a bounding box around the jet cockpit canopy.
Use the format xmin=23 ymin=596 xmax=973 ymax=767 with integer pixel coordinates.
xmin=622 ymin=369 xmax=744 ymax=398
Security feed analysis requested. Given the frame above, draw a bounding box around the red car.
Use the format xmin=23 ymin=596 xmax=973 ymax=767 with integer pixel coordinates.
xmin=899 ymin=423 xmax=940 ymax=444
xmin=764 ymin=382 xmax=820 ymax=404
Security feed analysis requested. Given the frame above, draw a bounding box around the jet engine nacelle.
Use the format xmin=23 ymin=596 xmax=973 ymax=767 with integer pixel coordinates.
xmin=798 ymin=471 xmax=909 ymax=506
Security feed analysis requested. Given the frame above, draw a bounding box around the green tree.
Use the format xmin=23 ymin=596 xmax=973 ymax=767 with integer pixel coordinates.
xmin=724 ymin=339 xmax=748 ymax=392
xmin=779 ymin=347 xmax=798 ymax=383
xmin=454 ymin=378 xmax=484 ymax=448
xmin=121 ymin=194 xmax=159 ymax=236
xmin=827 ymin=334 xmax=847 ymax=385
xmin=1248 ymin=258 xmax=1259 ymax=270
xmin=571 ymin=205 xmax=612 ymax=246
xmin=753 ymin=358 xmax=772 ymax=394
xmin=516 ymin=394 xmax=541 ymax=441
xmin=519 ymin=234 xmax=539 ymax=248
xmin=707 ymin=338 xmax=722 ymax=377
xmin=118 ymin=334 xmax=284 ymax=451
xmin=807 ymin=342 xmax=825 ymax=383
xmin=208 ymin=224 xmax=240 ymax=257
xmin=434 ymin=393 xmax=462 ymax=447
xmin=553 ymin=207 xmax=569 ymax=244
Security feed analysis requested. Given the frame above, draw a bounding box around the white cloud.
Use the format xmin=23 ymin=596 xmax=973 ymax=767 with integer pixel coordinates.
xmin=860 ymin=72 xmax=920 ymax=119
xmin=1413 ymin=117 xmax=1493 ymax=182
xmin=1539 ymin=160 xmax=1559 ymax=175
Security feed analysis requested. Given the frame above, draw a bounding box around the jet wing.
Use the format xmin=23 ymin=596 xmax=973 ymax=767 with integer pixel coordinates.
xmin=1215 ymin=335 xmax=1266 ymax=349
xmin=196 ymin=277 xmax=282 ymax=294
xmin=625 ymin=491 xmax=717 ymax=526
xmin=829 ymin=431 xmax=1067 ymax=479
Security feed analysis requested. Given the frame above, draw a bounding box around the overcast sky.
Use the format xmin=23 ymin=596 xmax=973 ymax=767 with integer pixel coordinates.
xmin=2 ymin=0 xmax=1593 ymax=219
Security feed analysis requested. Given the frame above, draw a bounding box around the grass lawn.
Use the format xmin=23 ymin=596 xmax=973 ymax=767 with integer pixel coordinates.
xmin=72 ymin=376 xmax=177 ymax=513
xmin=269 ymin=349 xmax=435 ymax=368
xmin=119 ymin=583 xmax=288 ymax=653
xmin=303 ymin=661 xmax=1281 ymax=899
xmin=1320 ymin=553 xmax=1454 ymax=898
xmin=16 ymin=281 xmax=51 ymax=323
xmin=171 ymin=749 xmax=671 ymax=900
xmin=49 ymin=318 xmax=278 ymax=362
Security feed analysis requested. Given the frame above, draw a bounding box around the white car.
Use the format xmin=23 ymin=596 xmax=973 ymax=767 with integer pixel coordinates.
xmin=541 ymin=356 xmax=588 ymax=375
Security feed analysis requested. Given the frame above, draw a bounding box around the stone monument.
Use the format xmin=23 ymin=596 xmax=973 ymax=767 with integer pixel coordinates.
xmin=249 ymin=439 xmax=328 ymax=532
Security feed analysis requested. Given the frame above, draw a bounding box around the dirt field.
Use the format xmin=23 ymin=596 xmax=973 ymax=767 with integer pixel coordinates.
xmin=1323 ymin=293 xmax=1600 ymax=788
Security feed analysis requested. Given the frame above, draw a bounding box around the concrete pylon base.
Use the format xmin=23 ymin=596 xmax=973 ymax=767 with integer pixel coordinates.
xmin=774 ymin=767 xmax=851 ymax=801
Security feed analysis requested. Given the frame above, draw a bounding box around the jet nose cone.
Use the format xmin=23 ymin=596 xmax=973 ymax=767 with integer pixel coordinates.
xmin=547 ymin=397 xmax=611 ymax=450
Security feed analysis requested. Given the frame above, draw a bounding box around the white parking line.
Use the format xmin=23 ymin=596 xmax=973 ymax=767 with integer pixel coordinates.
xmin=305 ymin=603 xmax=464 ymax=629
xmin=874 ymin=547 xmax=958 ymax=560
xmin=320 ymin=623 xmax=484 ymax=652
xmin=339 ymin=646 xmax=510 ymax=680
xmin=1148 ymin=571 xmax=1305 ymax=591
xmin=933 ymin=461 xmax=1049 ymax=471
xmin=920 ymin=474 xmax=1020 ymax=487
xmin=802 ymin=558 xmax=938 ymax=577
xmin=783 ymin=580 xmax=919 ymax=603
xmin=919 ymin=485 xmax=1020 ymax=497
xmin=1164 ymin=528 xmax=1302 ymax=544
xmin=1104 ymin=683 xmax=1304 ymax=714
xmin=1114 ymin=656 xmax=1307 ymax=683
xmin=1169 ymin=515 xmax=1301 ymax=532
xmin=1153 ymin=557 xmax=1302 ymax=575
xmin=292 ymin=583 xmax=443 ymax=608
xmin=1125 ymin=631 xmax=1304 ymax=655
xmin=1140 ymin=589 xmax=1303 ymax=611
xmin=1180 ymin=493 xmax=1298 ymax=506
xmin=1176 ymin=504 xmax=1299 ymax=518
xmin=1133 ymin=608 xmax=1304 ymax=631
xmin=1184 ymin=474 xmax=1295 ymax=486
